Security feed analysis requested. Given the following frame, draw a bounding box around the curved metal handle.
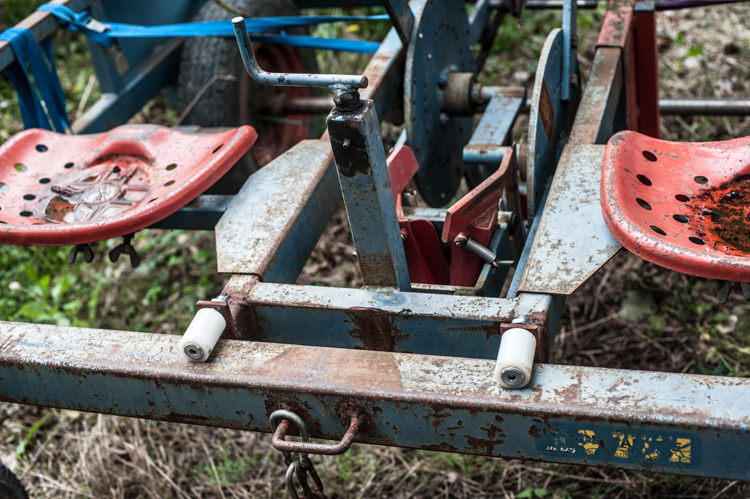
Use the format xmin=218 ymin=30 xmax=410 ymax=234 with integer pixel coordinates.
xmin=231 ymin=17 xmax=368 ymax=91
xmin=272 ymin=411 xmax=365 ymax=456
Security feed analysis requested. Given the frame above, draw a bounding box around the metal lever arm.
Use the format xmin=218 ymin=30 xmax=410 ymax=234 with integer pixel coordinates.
xmin=232 ymin=17 xmax=368 ymax=91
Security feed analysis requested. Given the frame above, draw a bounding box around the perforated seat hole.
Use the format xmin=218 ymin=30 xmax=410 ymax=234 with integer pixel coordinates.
xmin=0 ymin=183 xmax=8 ymax=192
xmin=650 ymin=225 xmax=667 ymax=235
xmin=212 ymin=144 xmax=224 ymax=154
xmin=64 ymin=162 xmax=74 ymax=169
xmin=694 ymin=176 xmax=708 ymax=184
xmin=166 ymin=164 xmax=177 ymax=171
xmin=636 ymin=198 xmax=652 ymax=210
xmin=675 ymin=194 xmax=690 ymax=202
xmin=148 ymin=198 xmax=157 ymax=203
xmin=642 ymin=151 xmax=657 ymax=162
xmin=35 ymin=144 xmax=48 ymax=152
xmin=637 ymin=174 xmax=652 ymax=186
xmin=39 ymin=178 xmax=50 ymax=184
xmin=673 ymin=215 xmax=689 ymax=223
xmin=20 ymin=211 xmax=32 ymax=217
xmin=113 ymin=166 xmax=121 ymax=173
xmin=14 ymin=164 xmax=27 ymax=172
xmin=164 ymin=180 xmax=175 ymax=187
xmin=23 ymin=194 xmax=35 ymax=200
xmin=689 ymin=236 xmax=705 ymax=245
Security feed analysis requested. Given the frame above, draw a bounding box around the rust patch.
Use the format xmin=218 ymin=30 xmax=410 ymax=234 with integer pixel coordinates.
xmin=694 ymin=174 xmax=750 ymax=254
xmin=345 ymin=307 xmax=407 ymax=351
xmin=539 ymin=79 xmax=555 ymax=141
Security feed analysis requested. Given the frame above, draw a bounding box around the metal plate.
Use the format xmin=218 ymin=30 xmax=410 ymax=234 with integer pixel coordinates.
xmin=518 ymin=144 xmax=620 ymax=295
xmin=405 ymin=0 xmax=473 ymax=207
xmin=527 ymin=28 xmax=580 ymax=219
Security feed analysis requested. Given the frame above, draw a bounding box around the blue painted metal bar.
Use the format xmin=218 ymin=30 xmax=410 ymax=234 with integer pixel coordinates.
xmin=506 ymin=180 xmax=552 ymax=299
xmin=71 ymin=38 xmax=183 ymax=133
xmin=149 ymin=195 xmax=233 ymax=231
xmin=463 ymin=87 xmax=525 ymax=185
xmin=215 ymin=140 xmax=339 ymax=282
xmin=221 ymin=276 xmax=552 ymax=359
xmin=0 ymin=321 xmax=747 ymax=480
xmin=327 ymin=99 xmax=412 ymax=291
xmin=561 ymin=0 xmax=577 ymax=101
xmin=381 ymin=0 xmax=414 ymax=45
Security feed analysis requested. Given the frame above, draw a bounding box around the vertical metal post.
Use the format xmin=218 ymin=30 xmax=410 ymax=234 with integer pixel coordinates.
xmin=634 ymin=1 xmax=660 ymax=138
xmin=561 ymin=0 xmax=577 ymax=101
xmin=327 ymin=97 xmax=412 ymax=291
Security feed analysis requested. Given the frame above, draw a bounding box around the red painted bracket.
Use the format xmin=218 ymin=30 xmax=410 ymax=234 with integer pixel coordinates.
xmin=442 ymin=147 xmax=515 ymax=244
xmin=602 ymin=131 xmax=750 ymax=281
xmin=0 ymin=124 xmax=257 ymax=246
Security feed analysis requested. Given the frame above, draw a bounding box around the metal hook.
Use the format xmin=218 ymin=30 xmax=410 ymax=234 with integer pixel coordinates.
xmin=231 ymin=17 xmax=368 ymax=94
xmin=270 ymin=409 xmax=311 ymax=468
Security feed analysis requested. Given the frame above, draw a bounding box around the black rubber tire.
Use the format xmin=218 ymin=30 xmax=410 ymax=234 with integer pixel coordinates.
xmin=176 ymin=0 xmax=319 ymax=194
xmin=0 ymin=463 xmax=29 ymax=499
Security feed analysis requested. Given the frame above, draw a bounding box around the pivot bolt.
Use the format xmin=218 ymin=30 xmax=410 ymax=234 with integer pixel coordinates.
xmin=500 ymin=367 xmax=525 ymax=387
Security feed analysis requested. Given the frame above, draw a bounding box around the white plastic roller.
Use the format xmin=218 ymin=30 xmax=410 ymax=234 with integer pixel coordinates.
xmin=179 ymin=307 xmax=227 ymax=362
xmin=494 ymin=327 xmax=537 ymax=389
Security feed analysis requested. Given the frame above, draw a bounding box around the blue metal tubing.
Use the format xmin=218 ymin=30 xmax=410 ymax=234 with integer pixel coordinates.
xmin=0 ymin=321 xmax=747 ymax=480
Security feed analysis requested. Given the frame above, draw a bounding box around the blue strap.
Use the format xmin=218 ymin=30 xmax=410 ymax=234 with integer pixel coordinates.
xmin=0 ymin=27 xmax=69 ymax=131
xmin=38 ymin=4 xmax=385 ymax=53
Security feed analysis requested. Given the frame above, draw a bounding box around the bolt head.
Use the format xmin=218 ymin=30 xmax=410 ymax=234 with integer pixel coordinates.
xmin=184 ymin=342 xmax=204 ymax=361
xmin=501 ymin=367 xmax=525 ymax=387
xmin=439 ymin=113 xmax=450 ymax=125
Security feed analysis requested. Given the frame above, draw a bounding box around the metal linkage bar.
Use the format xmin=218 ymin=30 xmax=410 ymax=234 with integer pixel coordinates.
xmin=1 ymin=322 xmax=747 ymax=480
xmin=659 ymin=98 xmax=750 ymax=116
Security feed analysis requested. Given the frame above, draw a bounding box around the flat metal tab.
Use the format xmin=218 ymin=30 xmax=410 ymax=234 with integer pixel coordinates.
xmin=215 ymin=140 xmax=338 ymax=282
xmin=0 ymin=321 xmax=748 ymax=480
xmin=518 ymin=144 xmax=620 ymax=295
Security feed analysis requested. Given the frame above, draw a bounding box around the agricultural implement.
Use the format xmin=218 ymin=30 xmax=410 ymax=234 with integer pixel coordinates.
xmin=0 ymin=0 xmax=748 ymax=495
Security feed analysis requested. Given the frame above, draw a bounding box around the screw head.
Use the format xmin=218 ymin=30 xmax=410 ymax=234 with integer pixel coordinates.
xmin=501 ymin=367 xmax=525 ymax=387
xmin=184 ymin=342 xmax=204 ymax=361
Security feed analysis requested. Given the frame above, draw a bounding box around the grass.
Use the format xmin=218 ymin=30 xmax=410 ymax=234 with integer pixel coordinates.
xmin=1 ymin=0 xmax=750 ymax=498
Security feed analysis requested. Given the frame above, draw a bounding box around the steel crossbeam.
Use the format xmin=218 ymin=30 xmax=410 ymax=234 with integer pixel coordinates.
xmin=0 ymin=322 xmax=747 ymax=480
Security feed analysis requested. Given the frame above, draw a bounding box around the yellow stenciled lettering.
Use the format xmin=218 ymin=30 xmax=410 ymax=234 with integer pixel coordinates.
xmin=669 ymin=438 xmax=691 ymax=463
xmin=612 ymin=431 xmax=635 ymax=459
xmin=578 ymin=430 xmax=599 ymax=455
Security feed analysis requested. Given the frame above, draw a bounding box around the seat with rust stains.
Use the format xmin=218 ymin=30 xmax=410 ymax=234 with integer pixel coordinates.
xmin=601 ymin=130 xmax=750 ymax=281
xmin=0 ymin=124 xmax=256 ymax=246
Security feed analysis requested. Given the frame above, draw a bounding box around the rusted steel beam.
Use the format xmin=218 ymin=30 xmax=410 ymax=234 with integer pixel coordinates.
xmin=215 ymin=140 xmax=339 ymax=280
xmin=568 ymin=47 xmax=623 ymax=145
xmin=0 ymin=321 xmax=748 ymax=480
xmin=0 ymin=0 xmax=92 ymax=72
xmin=218 ymin=276 xmax=553 ymax=361
xmin=596 ymin=0 xmax=635 ymax=49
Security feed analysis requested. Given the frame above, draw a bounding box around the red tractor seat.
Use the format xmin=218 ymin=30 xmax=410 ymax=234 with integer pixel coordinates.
xmin=0 ymin=124 xmax=256 ymax=246
xmin=602 ymin=131 xmax=750 ymax=281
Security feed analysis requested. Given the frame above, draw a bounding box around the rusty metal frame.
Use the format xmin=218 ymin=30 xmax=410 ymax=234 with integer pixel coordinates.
xmin=1 ymin=0 xmax=749 ymax=483
xmin=0 ymin=322 xmax=747 ymax=480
